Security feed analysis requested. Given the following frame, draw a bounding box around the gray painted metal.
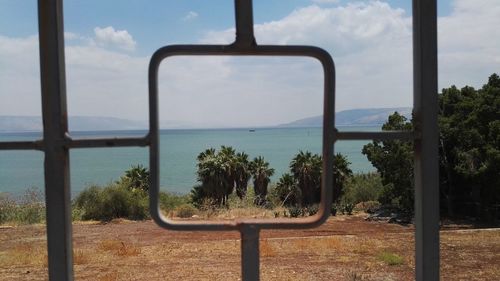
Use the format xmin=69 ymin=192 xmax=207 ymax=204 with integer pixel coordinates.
xmin=240 ymin=225 xmax=260 ymax=280
xmin=413 ymin=0 xmax=440 ymax=280
xmin=0 ymin=140 xmax=44 ymax=150
xmin=0 ymin=0 xmax=440 ymax=280
xmin=38 ymin=0 xmax=74 ymax=280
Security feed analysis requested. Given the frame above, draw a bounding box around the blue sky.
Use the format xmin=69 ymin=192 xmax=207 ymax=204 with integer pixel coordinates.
xmin=0 ymin=0 xmax=452 ymax=56
xmin=0 ymin=0 xmax=498 ymax=128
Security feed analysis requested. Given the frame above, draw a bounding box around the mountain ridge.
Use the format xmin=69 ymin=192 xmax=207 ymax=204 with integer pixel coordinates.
xmin=0 ymin=108 xmax=412 ymax=132
xmin=279 ymin=107 xmax=412 ymax=127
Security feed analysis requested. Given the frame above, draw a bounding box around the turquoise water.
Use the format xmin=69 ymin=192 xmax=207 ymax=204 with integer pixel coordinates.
xmin=0 ymin=126 xmax=378 ymax=196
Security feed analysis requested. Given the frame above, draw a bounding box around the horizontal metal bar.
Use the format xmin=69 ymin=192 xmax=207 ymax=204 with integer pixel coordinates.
xmin=151 ymin=211 xmax=332 ymax=231
xmin=66 ymin=136 xmax=150 ymax=149
xmin=0 ymin=140 xmax=44 ymax=150
xmin=335 ymin=130 xmax=417 ymax=141
xmin=150 ymin=44 xmax=333 ymax=61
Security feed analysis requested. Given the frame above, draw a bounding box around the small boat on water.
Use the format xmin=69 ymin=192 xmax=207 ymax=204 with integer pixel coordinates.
xmin=249 ymin=129 xmax=255 ymax=132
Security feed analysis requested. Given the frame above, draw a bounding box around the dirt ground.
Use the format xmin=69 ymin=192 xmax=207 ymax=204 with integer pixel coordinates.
xmin=1 ymin=215 xmax=499 ymax=281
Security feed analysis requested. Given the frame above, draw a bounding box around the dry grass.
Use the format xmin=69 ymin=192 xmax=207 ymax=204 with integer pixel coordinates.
xmin=260 ymin=239 xmax=277 ymax=257
xmin=72 ymin=249 xmax=89 ymax=265
xmin=99 ymin=272 xmax=118 ymax=281
xmin=0 ymin=244 xmax=47 ymax=268
xmin=0 ymin=217 xmax=498 ymax=281
xmin=98 ymin=239 xmax=141 ymax=257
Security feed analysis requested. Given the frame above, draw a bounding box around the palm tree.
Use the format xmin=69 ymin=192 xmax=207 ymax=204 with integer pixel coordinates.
xmin=290 ymin=151 xmax=322 ymax=205
xmin=249 ymin=156 xmax=275 ymax=205
xmin=275 ymin=173 xmax=300 ymax=206
xmin=332 ymin=153 xmax=352 ymax=203
xmin=121 ymin=164 xmax=150 ymax=191
xmin=219 ymin=146 xmax=237 ymax=203
xmin=196 ymin=148 xmax=228 ymax=205
xmin=234 ymin=152 xmax=251 ymax=199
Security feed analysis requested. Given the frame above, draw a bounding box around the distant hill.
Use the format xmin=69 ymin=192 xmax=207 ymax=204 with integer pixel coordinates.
xmin=0 ymin=116 xmax=146 ymax=132
xmin=279 ymin=107 xmax=412 ymax=127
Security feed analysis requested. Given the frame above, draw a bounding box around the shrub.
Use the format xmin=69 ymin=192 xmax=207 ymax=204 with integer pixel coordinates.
xmin=339 ymin=201 xmax=355 ymax=215
xmin=342 ymin=173 xmax=384 ymax=205
xmin=0 ymin=188 xmax=45 ymax=225
xmin=305 ymin=204 xmax=319 ymax=216
xmin=0 ymin=193 xmax=17 ymax=224
xmin=159 ymin=192 xmax=190 ymax=213
xmin=330 ymin=203 xmax=338 ymax=216
xmin=174 ymin=204 xmax=197 ymax=218
xmin=287 ymin=205 xmax=303 ymax=218
xmin=73 ymin=184 xmax=149 ymax=221
xmin=227 ymin=189 xmax=256 ymax=210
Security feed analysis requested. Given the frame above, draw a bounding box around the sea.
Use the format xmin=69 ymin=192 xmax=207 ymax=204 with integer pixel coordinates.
xmin=0 ymin=126 xmax=379 ymax=197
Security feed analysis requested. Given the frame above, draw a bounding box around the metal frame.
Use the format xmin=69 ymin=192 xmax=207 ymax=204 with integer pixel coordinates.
xmin=0 ymin=0 xmax=439 ymax=280
xmin=148 ymin=46 xmax=336 ymax=231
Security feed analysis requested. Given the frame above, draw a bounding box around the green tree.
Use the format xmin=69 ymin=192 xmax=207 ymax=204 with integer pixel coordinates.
xmin=119 ymin=164 xmax=150 ymax=192
xmin=362 ymin=112 xmax=414 ymax=212
xmin=234 ymin=152 xmax=251 ymax=199
xmin=362 ymin=73 xmax=500 ymax=220
xmin=438 ymin=74 xmax=500 ymax=220
xmin=249 ymin=156 xmax=275 ymax=205
xmin=290 ymin=151 xmax=322 ymax=205
xmin=332 ymin=154 xmax=353 ymax=203
xmin=192 ymin=146 xmax=253 ymax=206
xmin=274 ymin=173 xmax=301 ymax=206
xmin=195 ymin=148 xmax=231 ymax=205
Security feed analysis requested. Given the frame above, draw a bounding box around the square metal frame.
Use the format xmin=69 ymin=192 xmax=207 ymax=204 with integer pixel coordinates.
xmin=148 ymin=44 xmax=336 ymax=231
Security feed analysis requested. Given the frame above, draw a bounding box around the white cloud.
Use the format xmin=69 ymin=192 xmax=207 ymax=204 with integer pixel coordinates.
xmin=93 ymin=26 xmax=137 ymax=51
xmin=203 ymin=2 xmax=413 ymax=111
xmin=1 ymin=1 xmax=499 ymax=127
xmin=182 ymin=11 xmax=198 ymax=21
xmin=438 ymin=0 xmax=500 ymax=90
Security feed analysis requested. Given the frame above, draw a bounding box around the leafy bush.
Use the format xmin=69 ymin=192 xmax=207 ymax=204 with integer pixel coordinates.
xmin=174 ymin=204 xmax=197 ymax=218
xmin=339 ymin=201 xmax=355 ymax=215
xmin=159 ymin=192 xmax=190 ymax=213
xmin=227 ymin=190 xmax=256 ymax=210
xmin=287 ymin=205 xmax=304 ymax=218
xmin=73 ymin=184 xmax=149 ymax=221
xmin=342 ymin=173 xmax=384 ymax=205
xmin=305 ymin=204 xmax=319 ymax=216
xmin=0 ymin=188 xmax=45 ymax=225
xmin=0 ymin=193 xmax=17 ymax=224
xmin=330 ymin=203 xmax=338 ymax=216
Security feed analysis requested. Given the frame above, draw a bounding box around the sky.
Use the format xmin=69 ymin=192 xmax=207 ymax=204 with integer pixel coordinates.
xmin=0 ymin=0 xmax=498 ymax=128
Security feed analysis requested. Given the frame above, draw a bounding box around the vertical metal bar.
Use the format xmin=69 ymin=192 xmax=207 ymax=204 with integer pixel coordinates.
xmin=38 ymin=0 xmax=74 ymax=280
xmin=233 ymin=0 xmax=256 ymax=47
xmin=412 ymin=0 xmax=439 ymax=280
xmin=240 ymin=225 xmax=260 ymax=281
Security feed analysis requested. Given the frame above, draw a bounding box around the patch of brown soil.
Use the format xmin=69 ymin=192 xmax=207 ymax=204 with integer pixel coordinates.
xmin=0 ymin=216 xmax=498 ymax=280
